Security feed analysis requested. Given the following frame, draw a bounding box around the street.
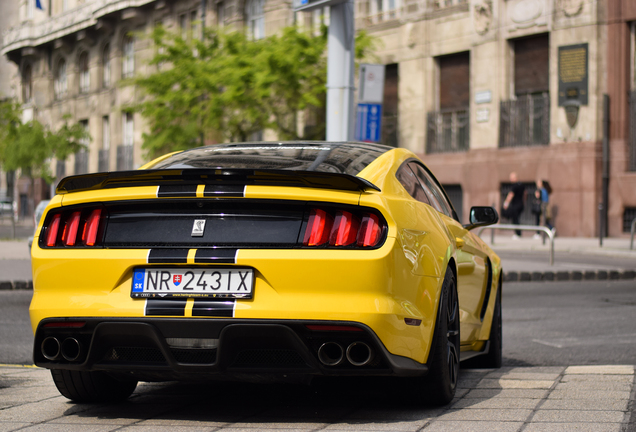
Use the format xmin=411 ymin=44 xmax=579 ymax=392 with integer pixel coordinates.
xmin=3 ymin=281 xmax=636 ymax=367
xmin=0 ymin=280 xmax=635 ymax=430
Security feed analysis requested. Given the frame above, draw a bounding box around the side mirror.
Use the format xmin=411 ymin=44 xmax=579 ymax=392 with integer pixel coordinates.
xmin=463 ymin=206 xmax=499 ymax=231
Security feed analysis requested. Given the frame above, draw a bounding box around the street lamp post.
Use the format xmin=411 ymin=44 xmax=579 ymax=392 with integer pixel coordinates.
xmin=294 ymin=0 xmax=355 ymax=142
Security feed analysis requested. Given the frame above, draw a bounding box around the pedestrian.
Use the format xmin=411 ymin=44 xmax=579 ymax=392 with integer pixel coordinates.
xmin=531 ymin=187 xmax=542 ymax=239
xmin=539 ymin=179 xmax=554 ymax=234
xmin=502 ymin=172 xmax=525 ymax=239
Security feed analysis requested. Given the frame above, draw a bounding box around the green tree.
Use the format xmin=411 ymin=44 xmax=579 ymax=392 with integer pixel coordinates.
xmin=0 ymin=101 xmax=90 ymax=213
xmin=134 ymin=25 xmax=375 ymax=159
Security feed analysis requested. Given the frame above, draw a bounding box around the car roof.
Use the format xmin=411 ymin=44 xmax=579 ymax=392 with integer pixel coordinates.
xmin=146 ymin=142 xmax=395 ymax=176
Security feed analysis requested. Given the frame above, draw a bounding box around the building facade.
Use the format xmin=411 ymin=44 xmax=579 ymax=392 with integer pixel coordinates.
xmin=2 ymin=0 xmax=635 ymax=236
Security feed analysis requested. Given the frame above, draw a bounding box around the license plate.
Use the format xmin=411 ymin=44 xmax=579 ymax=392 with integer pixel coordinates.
xmin=131 ymin=267 xmax=254 ymax=299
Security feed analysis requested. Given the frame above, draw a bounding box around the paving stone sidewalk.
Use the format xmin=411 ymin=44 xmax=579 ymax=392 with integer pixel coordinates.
xmin=0 ymin=364 xmax=634 ymax=431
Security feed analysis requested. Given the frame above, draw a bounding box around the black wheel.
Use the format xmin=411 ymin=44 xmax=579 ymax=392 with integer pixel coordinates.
xmin=463 ymin=278 xmax=502 ymax=369
xmin=51 ymin=369 xmax=137 ymax=403
xmin=417 ymin=269 xmax=460 ymax=406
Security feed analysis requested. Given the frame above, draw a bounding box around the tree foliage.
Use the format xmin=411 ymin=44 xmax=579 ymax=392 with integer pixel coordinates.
xmin=0 ymin=101 xmax=89 ymax=183
xmin=134 ymin=24 xmax=375 ymax=159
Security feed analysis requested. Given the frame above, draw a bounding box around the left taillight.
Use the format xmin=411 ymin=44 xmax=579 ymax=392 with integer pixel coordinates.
xmin=302 ymin=207 xmax=386 ymax=249
xmin=41 ymin=206 xmax=106 ymax=248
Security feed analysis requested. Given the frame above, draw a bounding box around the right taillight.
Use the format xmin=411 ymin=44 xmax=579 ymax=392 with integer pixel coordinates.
xmin=41 ymin=206 xmax=105 ymax=248
xmin=302 ymin=207 xmax=385 ymax=248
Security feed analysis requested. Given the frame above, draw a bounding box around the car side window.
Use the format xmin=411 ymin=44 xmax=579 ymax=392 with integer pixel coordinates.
xmin=409 ymin=162 xmax=455 ymax=219
xmin=395 ymin=164 xmax=431 ymax=205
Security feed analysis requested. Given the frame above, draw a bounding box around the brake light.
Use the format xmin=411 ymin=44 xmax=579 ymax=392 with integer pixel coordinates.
xmin=303 ymin=209 xmax=333 ymax=246
xmin=62 ymin=211 xmax=81 ymax=246
xmin=46 ymin=214 xmax=61 ymax=247
xmin=303 ymin=207 xmax=385 ymax=248
xmin=82 ymin=209 xmax=102 ymax=246
xmin=41 ymin=207 xmax=105 ymax=248
xmin=358 ymin=213 xmax=382 ymax=247
xmin=330 ymin=211 xmax=360 ymax=246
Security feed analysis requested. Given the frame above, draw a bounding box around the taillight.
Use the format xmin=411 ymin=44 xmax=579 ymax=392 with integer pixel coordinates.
xmin=41 ymin=207 xmax=105 ymax=248
xmin=358 ymin=213 xmax=382 ymax=247
xmin=62 ymin=211 xmax=81 ymax=246
xmin=82 ymin=209 xmax=102 ymax=246
xmin=330 ymin=211 xmax=360 ymax=246
xmin=303 ymin=209 xmax=333 ymax=246
xmin=302 ymin=207 xmax=385 ymax=248
xmin=46 ymin=214 xmax=61 ymax=247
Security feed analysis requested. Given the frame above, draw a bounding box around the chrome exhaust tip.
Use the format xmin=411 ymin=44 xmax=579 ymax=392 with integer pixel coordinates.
xmin=346 ymin=342 xmax=373 ymax=366
xmin=61 ymin=338 xmax=82 ymax=362
xmin=317 ymin=342 xmax=344 ymax=366
xmin=41 ymin=337 xmax=61 ymax=360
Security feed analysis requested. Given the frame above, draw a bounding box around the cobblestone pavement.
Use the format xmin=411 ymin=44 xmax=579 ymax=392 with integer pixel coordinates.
xmin=0 ymin=365 xmax=634 ymax=431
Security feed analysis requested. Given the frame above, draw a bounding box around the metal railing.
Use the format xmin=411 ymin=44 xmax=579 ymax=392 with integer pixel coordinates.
xmin=116 ymin=145 xmax=133 ymax=171
xmin=631 ymin=218 xmax=636 ymax=250
xmin=499 ymin=93 xmax=550 ymax=148
xmin=426 ymin=108 xmax=469 ymax=153
xmin=477 ymin=224 xmax=555 ymax=265
xmin=98 ymin=149 xmax=110 ymax=172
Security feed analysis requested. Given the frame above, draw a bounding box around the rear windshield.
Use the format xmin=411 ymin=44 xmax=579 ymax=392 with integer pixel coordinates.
xmin=149 ymin=142 xmax=392 ymax=176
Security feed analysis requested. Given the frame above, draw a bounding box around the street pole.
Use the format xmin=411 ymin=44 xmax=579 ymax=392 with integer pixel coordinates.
xmin=326 ymin=0 xmax=355 ymax=142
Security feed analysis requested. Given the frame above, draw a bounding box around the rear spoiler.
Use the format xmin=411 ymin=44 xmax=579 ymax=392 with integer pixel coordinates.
xmin=56 ymin=169 xmax=381 ymax=194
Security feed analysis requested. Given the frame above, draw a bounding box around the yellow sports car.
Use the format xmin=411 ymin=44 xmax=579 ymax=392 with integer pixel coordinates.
xmin=31 ymin=142 xmax=501 ymax=405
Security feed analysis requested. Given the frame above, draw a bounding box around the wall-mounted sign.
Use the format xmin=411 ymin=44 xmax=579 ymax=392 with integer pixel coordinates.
xmin=558 ymin=43 xmax=588 ymax=106
xmin=476 ymin=108 xmax=490 ymax=123
xmin=475 ymin=90 xmax=492 ymax=104
xmin=358 ymin=64 xmax=385 ymax=104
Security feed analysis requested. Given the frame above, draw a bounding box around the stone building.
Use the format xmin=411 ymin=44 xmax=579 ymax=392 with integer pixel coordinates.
xmin=2 ymin=0 xmax=636 ymax=236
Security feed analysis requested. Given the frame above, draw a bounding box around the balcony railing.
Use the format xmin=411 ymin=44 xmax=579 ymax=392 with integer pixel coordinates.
xmin=2 ymin=0 xmax=155 ymax=55
xmin=74 ymin=150 xmax=89 ymax=175
xmin=629 ymin=91 xmax=636 ymax=171
xmin=499 ymin=93 xmax=550 ymax=148
xmin=426 ymin=108 xmax=469 ymax=154
xmin=98 ymin=149 xmax=110 ymax=172
xmin=116 ymin=145 xmax=133 ymax=171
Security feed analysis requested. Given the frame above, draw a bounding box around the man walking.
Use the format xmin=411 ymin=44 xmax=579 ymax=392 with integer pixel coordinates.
xmin=502 ymin=172 xmax=525 ymax=239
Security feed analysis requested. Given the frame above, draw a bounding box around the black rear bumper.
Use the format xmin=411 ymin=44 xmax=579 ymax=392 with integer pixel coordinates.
xmin=34 ymin=318 xmax=428 ymax=382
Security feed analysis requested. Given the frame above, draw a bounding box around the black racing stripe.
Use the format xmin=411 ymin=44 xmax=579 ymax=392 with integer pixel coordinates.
xmin=157 ymin=184 xmax=198 ymax=197
xmin=203 ymin=184 xmax=244 ymax=197
xmin=148 ymin=249 xmax=189 ymax=264
xmin=194 ymin=248 xmax=237 ymax=264
xmin=145 ymin=299 xmax=187 ymax=316
xmin=192 ymin=300 xmax=235 ymax=317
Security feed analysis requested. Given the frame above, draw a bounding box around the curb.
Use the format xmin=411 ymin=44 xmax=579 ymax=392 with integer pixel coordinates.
xmin=504 ymin=269 xmax=636 ymax=282
xmin=0 ymin=281 xmax=33 ymax=290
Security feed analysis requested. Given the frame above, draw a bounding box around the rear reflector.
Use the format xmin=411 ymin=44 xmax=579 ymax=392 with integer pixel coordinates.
xmin=43 ymin=321 xmax=86 ymax=328
xmin=306 ymin=324 xmax=363 ymax=332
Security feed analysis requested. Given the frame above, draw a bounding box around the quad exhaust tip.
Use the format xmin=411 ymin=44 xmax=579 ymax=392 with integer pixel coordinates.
xmin=41 ymin=337 xmax=60 ymax=360
xmin=346 ymin=342 xmax=373 ymax=366
xmin=61 ymin=338 xmax=82 ymax=362
xmin=318 ymin=342 xmax=344 ymax=366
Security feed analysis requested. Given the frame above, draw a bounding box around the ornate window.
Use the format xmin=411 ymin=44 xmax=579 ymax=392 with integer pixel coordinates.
xmin=79 ymin=51 xmax=90 ymax=94
xmin=54 ymin=58 xmax=67 ymax=100
xmin=22 ymin=64 xmax=32 ymax=103
xmin=246 ymin=0 xmax=265 ymax=40
xmin=102 ymin=43 xmax=111 ymax=88
xmin=122 ymin=35 xmax=135 ymax=79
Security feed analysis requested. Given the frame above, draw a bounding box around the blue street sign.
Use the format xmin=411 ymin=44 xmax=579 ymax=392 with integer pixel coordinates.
xmin=355 ymin=103 xmax=382 ymax=143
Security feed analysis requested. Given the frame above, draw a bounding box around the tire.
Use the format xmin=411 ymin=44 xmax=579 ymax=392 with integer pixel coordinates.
xmin=412 ymin=268 xmax=460 ymax=406
xmin=51 ymin=369 xmax=137 ymax=403
xmin=464 ymin=277 xmax=502 ymax=369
